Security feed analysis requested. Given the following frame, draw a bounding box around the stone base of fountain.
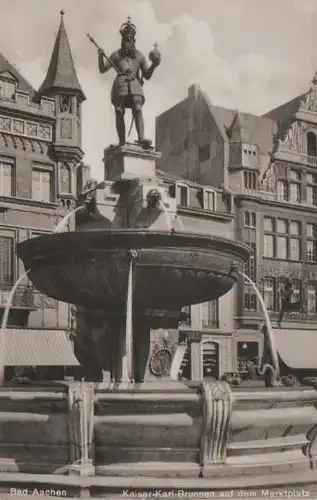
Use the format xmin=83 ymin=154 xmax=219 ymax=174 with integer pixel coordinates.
xmin=1 ymin=381 xmax=317 ymax=496
xmin=14 ymin=142 xmax=317 ymax=496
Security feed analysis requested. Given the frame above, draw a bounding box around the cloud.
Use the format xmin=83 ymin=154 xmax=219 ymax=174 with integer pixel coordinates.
xmin=293 ymin=0 xmax=317 ymax=13
xmin=0 ymin=0 xmax=314 ymax=178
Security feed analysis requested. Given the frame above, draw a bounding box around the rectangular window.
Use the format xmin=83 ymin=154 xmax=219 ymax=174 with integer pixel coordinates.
xmin=244 ymin=242 xmax=256 ymax=281
xmin=290 ymin=280 xmax=301 ymax=306
xmin=201 ymin=301 xmax=218 ymax=328
xmin=244 ymin=170 xmax=257 ymax=190
xmin=307 ymin=223 xmax=317 ymax=262
xmin=276 ymin=278 xmax=287 ymax=312
xmin=264 ymin=216 xmax=274 ymax=258
xmin=0 ymin=160 xmax=14 ymax=196
xmin=290 ymin=182 xmax=301 ymax=203
xmin=276 ymin=236 xmax=288 ymax=259
xmin=263 ymin=278 xmax=274 ymax=310
xmin=0 ymin=79 xmax=16 ymax=99
xmin=59 ymin=163 xmax=71 ymax=194
xmin=276 ymin=219 xmax=287 ymax=234
xmin=307 ymin=186 xmax=317 ymax=206
xmin=290 ymin=238 xmax=300 ymax=260
xmin=244 ymin=291 xmax=257 ymax=311
xmin=177 ymin=184 xmax=189 ymax=207
xmin=264 ymin=234 xmax=274 ymax=258
xmin=264 ymin=216 xmax=274 ymax=232
xmin=307 ymin=173 xmax=317 ymax=206
xmin=264 ymin=217 xmax=301 ymax=260
xmin=290 ymin=220 xmax=301 ymax=261
xmin=0 ymin=236 xmax=14 ymax=285
xmin=32 ymin=168 xmax=53 ymax=202
xmin=203 ymin=190 xmax=216 ymax=211
xmin=244 ymin=211 xmax=256 ymax=228
xmin=307 ymin=282 xmax=317 ymax=314
xmin=277 ymin=180 xmax=288 ymax=201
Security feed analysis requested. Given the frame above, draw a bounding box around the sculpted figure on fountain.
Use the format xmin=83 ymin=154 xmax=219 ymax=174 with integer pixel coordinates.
xmin=88 ymin=17 xmax=161 ymax=147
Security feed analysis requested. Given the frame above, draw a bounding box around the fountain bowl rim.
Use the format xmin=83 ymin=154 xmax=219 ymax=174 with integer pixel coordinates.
xmin=17 ymin=229 xmax=251 ymax=261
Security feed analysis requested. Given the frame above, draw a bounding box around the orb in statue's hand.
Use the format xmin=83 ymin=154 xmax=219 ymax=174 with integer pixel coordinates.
xmin=149 ymin=45 xmax=161 ymax=65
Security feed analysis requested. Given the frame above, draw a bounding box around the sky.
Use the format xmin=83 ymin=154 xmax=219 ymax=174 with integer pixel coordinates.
xmin=1 ymin=0 xmax=317 ymax=178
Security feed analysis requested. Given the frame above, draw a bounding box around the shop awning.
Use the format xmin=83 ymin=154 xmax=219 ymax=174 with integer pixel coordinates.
xmin=1 ymin=329 xmax=80 ymax=366
xmin=274 ymin=328 xmax=317 ymax=370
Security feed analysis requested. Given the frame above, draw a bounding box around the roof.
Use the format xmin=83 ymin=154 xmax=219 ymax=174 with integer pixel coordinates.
xmin=38 ymin=11 xmax=85 ymax=100
xmin=156 ymin=168 xmax=222 ymax=192
xmin=274 ymin=328 xmax=317 ymax=370
xmin=0 ymin=52 xmax=35 ymax=98
xmin=2 ymin=329 xmax=79 ymax=366
xmin=210 ymin=104 xmax=276 ymax=155
xmin=263 ymin=93 xmax=307 ymax=144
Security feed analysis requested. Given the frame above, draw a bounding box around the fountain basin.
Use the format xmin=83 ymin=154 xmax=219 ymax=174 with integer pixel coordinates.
xmin=17 ymin=230 xmax=250 ymax=310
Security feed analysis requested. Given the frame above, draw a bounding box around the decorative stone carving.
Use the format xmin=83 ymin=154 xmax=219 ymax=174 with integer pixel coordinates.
xmin=278 ymin=121 xmax=304 ymax=153
xmin=0 ymin=116 xmax=10 ymax=132
xmin=260 ymin=163 xmax=276 ymax=192
xmin=38 ymin=124 xmax=51 ymax=140
xmin=149 ymin=340 xmax=173 ymax=377
xmin=26 ymin=122 xmax=37 ymax=137
xmin=199 ymin=381 xmax=232 ymax=467
xmin=61 ymin=118 xmax=72 ymax=139
xmin=0 ymin=115 xmax=52 ymax=141
xmin=60 ymin=95 xmax=72 ymax=113
xmin=2 ymin=134 xmax=8 ymax=148
xmin=67 ymin=382 xmax=95 ymax=476
xmin=43 ymin=295 xmax=57 ymax=309
xmin=300 ymin=75 xmax=317 ymax=113
xmin=11 ymin=135 xmax=18 ymax=149
xmin=12 ymin=119 xmax=24 ymax=135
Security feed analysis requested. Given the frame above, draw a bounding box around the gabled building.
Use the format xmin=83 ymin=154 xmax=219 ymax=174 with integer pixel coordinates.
xmin=156 ymin=76 xmax=317 ymax=377
xmin=0 ymin=11 xmax=88 ymax=379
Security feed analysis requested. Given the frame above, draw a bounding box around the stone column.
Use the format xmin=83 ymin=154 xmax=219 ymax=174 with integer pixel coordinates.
xmin=67 ymin=382 xmax=95 ymax=476
xmin=190 ymin=341 xmax=202 ymax=380
xmin=133 ymin=317 xmax=151 ymax=382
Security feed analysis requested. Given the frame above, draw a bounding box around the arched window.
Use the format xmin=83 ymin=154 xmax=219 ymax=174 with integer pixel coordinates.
xmin=307 ymin=132 xmax=316 ymax=157
xmin=59 ymin=163 xmax=71 ymax=194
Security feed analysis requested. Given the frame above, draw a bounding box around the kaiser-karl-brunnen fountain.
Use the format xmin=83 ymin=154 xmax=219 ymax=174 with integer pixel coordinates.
xmin=5 ymin=16 xmax=317 ymax=498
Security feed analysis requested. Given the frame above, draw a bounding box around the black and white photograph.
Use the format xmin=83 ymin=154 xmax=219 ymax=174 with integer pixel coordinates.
xmin=0 ymin=0 xmax=317 ymax=497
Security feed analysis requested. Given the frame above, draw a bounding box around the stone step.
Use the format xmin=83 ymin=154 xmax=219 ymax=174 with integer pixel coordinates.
xmin=227 ymin=433 xmax=308 ymax=455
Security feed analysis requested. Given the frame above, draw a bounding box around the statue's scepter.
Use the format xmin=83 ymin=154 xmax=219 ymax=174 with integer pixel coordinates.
xmin=86 ymin=34 xmax=121 ymax=74
xmin=87 ymin=33 xmax=137 ymax=140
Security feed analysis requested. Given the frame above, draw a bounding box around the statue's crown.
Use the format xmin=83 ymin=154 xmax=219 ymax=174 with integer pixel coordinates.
xmin=120 ymin=16 xmax=136 ymax=39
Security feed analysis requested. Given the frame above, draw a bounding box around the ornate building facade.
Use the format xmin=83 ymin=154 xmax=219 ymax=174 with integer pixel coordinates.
xmin=156 ymin=77 xmax=317 ymax=377
xmin=0 ymin=12 xmax=88 ymax=377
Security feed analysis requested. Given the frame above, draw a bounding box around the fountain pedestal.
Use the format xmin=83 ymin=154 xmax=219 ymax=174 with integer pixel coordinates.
xmin=103 ymin=143 xmax=161 ymax=183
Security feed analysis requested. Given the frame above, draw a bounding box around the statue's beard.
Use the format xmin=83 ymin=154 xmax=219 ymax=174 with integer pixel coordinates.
xmin=120 ymin=40 xmax=136 ymax=58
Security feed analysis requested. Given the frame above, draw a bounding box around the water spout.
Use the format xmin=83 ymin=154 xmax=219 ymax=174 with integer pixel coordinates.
xmin=238 ymin=270 xmax=280 ymax=382
xmin=0 ymin=270 xmax=31 ymax=369
xmin=0 ymin=208 xmax=82 ymax=376
xmin=55 ymin=206 xmax=82 ymax=233
xmin=125 ymin=255 xmax=134 ymax=382
xmin=157 ymin=200 xmax=172 ymax=232
xmin=175 ymin=214 xmax=184 ymax=231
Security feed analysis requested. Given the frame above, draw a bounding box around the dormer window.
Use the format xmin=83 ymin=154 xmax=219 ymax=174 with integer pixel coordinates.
xmin=203 ymin=189 xmax=216 ymax=211
xmin=0 ymin=77 xmax=16 ymax=100
xmin=176 ymin=182 xmax=189 ymax=207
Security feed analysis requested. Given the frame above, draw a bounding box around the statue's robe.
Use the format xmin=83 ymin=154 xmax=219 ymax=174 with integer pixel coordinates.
xmin=109 ymin=49 xmax=146 ymax=107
